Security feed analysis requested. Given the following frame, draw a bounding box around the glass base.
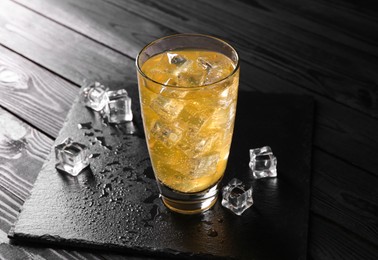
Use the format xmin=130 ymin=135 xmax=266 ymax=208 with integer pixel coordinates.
xmin=158 ymin=181 xmax=220 ymax=214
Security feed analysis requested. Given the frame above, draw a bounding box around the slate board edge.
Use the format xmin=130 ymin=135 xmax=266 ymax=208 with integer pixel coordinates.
xmin=9 ymin=231 xmax=232 ymax=260
xmin=7 ymin=94 xmax=83 ymax=239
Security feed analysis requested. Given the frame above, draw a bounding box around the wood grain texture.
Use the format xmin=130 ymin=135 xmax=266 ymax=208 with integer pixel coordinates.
xmin=100 ymin=0 xmax=378 ymax=176
xmin=13 ymin=0 xmax=175 ymax=58
xmin=8 ymin=0 xmax=378 ymax=177
xmin=0 ymin=0 xmax=376 ymax=259
xmin=0 ymin=0 xmax=134 ymax=85
xmin=311 ymin=151 xmax=378 ymax=248
xmin=309 ymin=214 xmax=378 ymax=260
xmin=198 ymin=0 xmax=378 ymax=115
xmin=0 ymin=45 xmax=78 ymax=137
xmin=0 ymin=108 xmax=52 ymax=242
xmin=109 ymin=0 xmax=378 ymax=116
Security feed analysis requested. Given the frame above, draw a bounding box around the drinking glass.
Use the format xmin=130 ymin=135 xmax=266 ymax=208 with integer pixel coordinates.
xmin=136 ymin=34 xmax=239 ymax=214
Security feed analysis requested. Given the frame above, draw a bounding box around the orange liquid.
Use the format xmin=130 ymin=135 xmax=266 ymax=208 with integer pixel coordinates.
xmin=138 ymin=49 xmax=239 ymax=193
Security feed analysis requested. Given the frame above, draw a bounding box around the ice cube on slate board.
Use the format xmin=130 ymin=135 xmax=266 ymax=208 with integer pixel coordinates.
xmin=249 ymin=146 xmax=277 ymax=179
xmin=55 ymin=138 xmax=89 ymax=176
xmin=103 ymin=89 xmax=133 ymax=123
xmin=82 ymin=81 xmax=109 ymax=111
xmin=222 ymin=178 xmax=253 ymax=216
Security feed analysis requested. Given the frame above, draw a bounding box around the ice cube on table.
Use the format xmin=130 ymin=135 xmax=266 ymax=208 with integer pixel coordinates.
xmin=82 ymin=81 xmax=109 ymax=111
xmin=55 ymin=138 xmax=89 ymax=176
xmin=150 ymin=121 xmax=182 ymax=148
xmin=222 ymin=178 xmax=253 ymax=216
xmin=249 ymin=146 xmax=277 ymax=179
xmin=103 ymin=89 xmax=133 ymax=124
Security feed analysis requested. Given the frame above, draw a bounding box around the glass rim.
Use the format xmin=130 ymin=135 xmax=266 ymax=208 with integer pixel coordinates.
xmin=135 ymin=33 xmax=240 ymax=90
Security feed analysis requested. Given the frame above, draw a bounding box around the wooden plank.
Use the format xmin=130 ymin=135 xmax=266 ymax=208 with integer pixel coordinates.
xmin=107 ymin=0 xmax=378 ymax=118
xmin=8 ymin=0 xmax=378 ymax=176
xmin=0 ymin=0 xmax=134 ymax=85
xmin=232 ymin=0 xmax=378 ymax=54
xmin=311 ymin=151 xmax=378 ymax=246
xmin=0 ymin=108 xmax=52 ymax=242
xmin=309 ymin=214 xmax=378 ymax=260
xmin=0 ymin=45 xmax=78 ymax=138
xmin=13 ymin=0 xmax=175 ymax=58
xmin=197 ymin=0 xmax=378 ymax=116
xmin=95 ymin=0 xmax=378 ymax=175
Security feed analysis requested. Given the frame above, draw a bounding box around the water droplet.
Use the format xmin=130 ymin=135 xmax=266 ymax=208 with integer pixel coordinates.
xmin=95 ymin=136 xmax=112 ymax=150
xmin=107 ymin=161 xmax=120 ymax=166
xmin=84 ymin=132 xmax=94 ymax=137
xmin=91 ymin=153 xmax=101 ymax=158
xmin=78 ymin=122 xmax=92 ymax=130
xmin=103 ymin=183 xmax=112 ymax=190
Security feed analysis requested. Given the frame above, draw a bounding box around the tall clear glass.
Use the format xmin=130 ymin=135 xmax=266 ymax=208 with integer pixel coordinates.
xmin=136 ymin=34 xmax=239 ymax=214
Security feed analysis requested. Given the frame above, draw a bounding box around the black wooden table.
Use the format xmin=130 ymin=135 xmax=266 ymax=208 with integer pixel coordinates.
xmin=0 ymin=0 xmax=377 ymax=259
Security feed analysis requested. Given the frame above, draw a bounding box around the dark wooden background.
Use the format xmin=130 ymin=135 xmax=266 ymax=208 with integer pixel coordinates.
xmin=0 ymin=0 xmax=377 ymax=259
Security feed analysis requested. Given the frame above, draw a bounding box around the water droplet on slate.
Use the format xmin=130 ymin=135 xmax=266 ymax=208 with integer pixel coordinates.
xmin=107 ymin=161 xmax=120 ymax=166
xmin=91 ymin=153 xmax=100 ymax=158
xmin=95 ymin=136 xmax=112 ymax=150
xmin=78 ymin=122 xmax=92 ymax=130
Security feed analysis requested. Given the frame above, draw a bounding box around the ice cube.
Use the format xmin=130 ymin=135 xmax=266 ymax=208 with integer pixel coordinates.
xmin=249 ymin=146 xmax=277 ymax=178
xmin=82 ymin=81 xmax=109 ymax=111
xmin=177 ymin=103 xmax=212 ymax=132
xmin=205 ymin=68 xmax=226 ymax=85
xmin=189 ymin=153 xmax=219 ymax=178
xmin=177 ymin=69 xmax=207 ymax=86
xmin=150 ymin=96 xmax=184 ymax=120
xmin=178 ymin=132 xmax=219 ymax=157
xmin=197 ymin=57 xmax=213 ymax=71
xmin=197 ymin=57 xmax=225 ymax=85
xmin=150 ymin=121 xmax=182 ymax=148
xmin=55 ymin=138 xmax=89 ymax=176
xmin=222 ymin=178 xmax=253 ymax=216
xmin=103 ymin=89 xmax=133 ymax=124
xmin=207 ymin=105 xmax=235 ymax=130
xmin=218 ymin=82 xmax=237 ymax=108
xmin=167 ymin=52 xmax=187 ymax=65
xmin=159 ymin=86 xmax=187 ymax=98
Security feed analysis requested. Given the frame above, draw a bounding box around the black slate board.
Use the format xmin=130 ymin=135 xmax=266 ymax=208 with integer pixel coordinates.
xmin=9 ymin=83 xmax=314 ymax=260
